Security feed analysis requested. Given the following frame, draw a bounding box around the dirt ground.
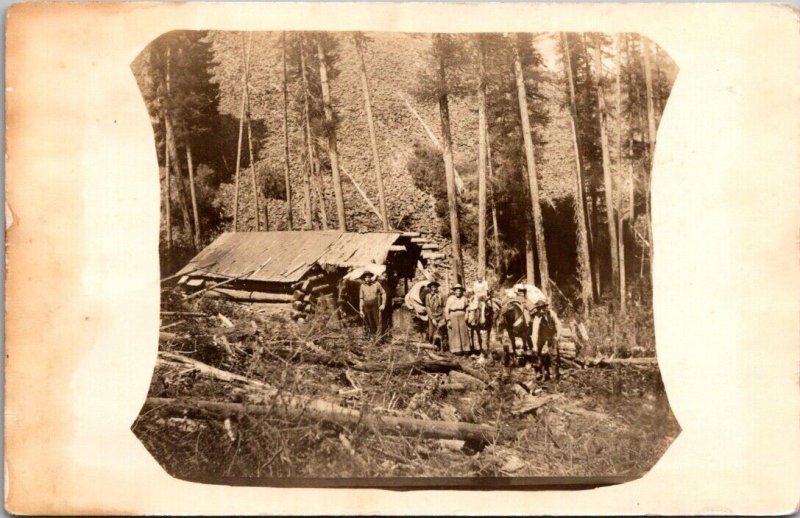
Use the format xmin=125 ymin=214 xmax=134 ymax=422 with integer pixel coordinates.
xmin=134 ymin=295 xmax=680 ymax=483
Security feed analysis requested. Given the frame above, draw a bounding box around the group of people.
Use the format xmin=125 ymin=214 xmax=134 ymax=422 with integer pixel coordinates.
xmin=356 ymin=268 xmax=554 ymax=353
xmin=418 ymin=279 xmax=557 ymax=358
xmin=422 ymin=281 xmax=492 ymax=356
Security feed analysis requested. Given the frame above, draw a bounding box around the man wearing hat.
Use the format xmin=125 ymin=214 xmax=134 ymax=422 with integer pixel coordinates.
xmin=359 ymin=271 xmax=386 ymax=339
xmin=424 ymin=280 xmax=445 ymax=348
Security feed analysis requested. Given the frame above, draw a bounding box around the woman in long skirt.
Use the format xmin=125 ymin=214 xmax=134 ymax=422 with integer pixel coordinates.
xmin=445 ymin=284 xmax=471 ymax=354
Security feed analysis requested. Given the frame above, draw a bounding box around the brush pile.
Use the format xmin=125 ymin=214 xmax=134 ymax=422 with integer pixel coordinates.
xmin=134 ymin=289 xmax=679 ymax=481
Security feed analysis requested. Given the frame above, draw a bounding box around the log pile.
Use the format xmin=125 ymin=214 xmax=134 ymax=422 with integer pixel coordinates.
xmin=405 ymin=232 xmax=444 ymax=266
xmin=290 ymin=272 xmax=339 ymax=322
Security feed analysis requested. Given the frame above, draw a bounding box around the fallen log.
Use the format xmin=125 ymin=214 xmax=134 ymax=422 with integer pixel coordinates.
xmin=599 ymin=357 xmax=657 ymax=365
xmin=437 ymin=383 xmax=467 ymax=392
xmin=160 ymin=311 xmax=207 ymax=317
xmin=292 ymin=300 xmax=311 ymax=311
xmin=301 ymin=274 xmax=327 ymax=292
xmin=511 ymin=393 xmax=563 ymax=417
xmin=448 ymin=370 xmax=486 ymax=388
xmin=309 ymin=283 xmax=335 ymax=295
xmin=456 ymin=363 xmax=493 ymax=385
xmin=206 ymin=288 xmax=294 ymax=303
xmin=558 ymin=404 xmax=609 ymax=420
xmin=158 ymin=351 xmax=275 ymax=392
xmin=358 ymin=357 xmax=460 ymax=374
xmin=268 ymin=347 xmax=356 ymax=370
xmin=184 ymin=258 xmax=272 ymax=300
xmin=142 ymin=396 xmax=496 ymax=443
xmin=267 ymin=346 xmax=459 ymax=375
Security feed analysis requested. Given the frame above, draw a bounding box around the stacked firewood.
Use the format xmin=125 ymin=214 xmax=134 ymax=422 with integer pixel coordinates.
xmin=290 ymin=272 xmax=339 ymax=323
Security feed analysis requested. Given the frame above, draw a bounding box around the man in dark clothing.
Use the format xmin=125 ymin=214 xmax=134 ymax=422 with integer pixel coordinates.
xmin=425 ymin=281 xmax=445 ymax=349
xmin=359 ymin=271 xmax=386 ymax=339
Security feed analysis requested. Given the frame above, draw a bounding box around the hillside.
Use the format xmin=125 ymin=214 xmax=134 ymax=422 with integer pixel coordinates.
xmin=207 ymin=32 xmax=577 ymax=236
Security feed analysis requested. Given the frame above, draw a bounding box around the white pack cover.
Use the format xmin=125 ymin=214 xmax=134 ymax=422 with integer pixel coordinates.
xmin=404 ymin=280 xmax=432 ymax=319
xmin=504 ymin=283 xmax=548 ymax=305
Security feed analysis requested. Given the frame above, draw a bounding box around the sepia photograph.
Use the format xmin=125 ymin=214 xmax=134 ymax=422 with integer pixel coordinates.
xmin=5 ymin=1 xmax=800 ymax=513
xmin=132 ymin=30 xmax=680 ymax=485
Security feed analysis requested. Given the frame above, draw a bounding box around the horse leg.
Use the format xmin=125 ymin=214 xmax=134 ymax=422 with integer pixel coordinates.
xmin=538 ymin=340 xmax=550 ymax=381
xmin=553 ymin=339 xmax=560 ymax=381
xmin=503 ymin=328 xmax=513 ymax=367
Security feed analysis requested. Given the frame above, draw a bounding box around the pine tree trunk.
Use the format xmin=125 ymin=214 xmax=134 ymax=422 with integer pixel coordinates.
xmin=434 ymin=34 xmax=464 ymax=285
xmin=245 ymin=91 xmax=262 ymax=231
xmin=624 ymin=34 xmax=637 ymax=227
xmin=185 ymin=140 xmax=201 ymax=250
xmin=486 ymin=127 xmax=500 ymax=271
xmin=298 ymin=43 xmax=314 ymax=230
xmin=316 ymin=39 xmax=347 ymax=230
xmin=281 ymin=33 xmax=293 ymax=231
xmin=163 ymin=117 xmax=173 ymax=261
xmin=312 ymin=157 xmax=329 ymax=230
xmin=512 ymin=37 xmax=549 ymax=293
xmin=562 ymin=32 xmax=592 ymax=315
xmin=593 ymin=40 xmax=620 ymax=301
xmin=476 ymin=36 xmax=488 ymax=280
xmin=163 ymin=46 xmax=192 ymax=251
xmin=525 ymin=227 xmax=535 ymax=286
xmin=581 ymin=35 xmax=601 ymax=299
xmin=653 ymin=46 xmax=663 ymax=115
xmin=165 ymin=119 xmax=192 ymax=246
xmin=354 ymin=35 xmax=389 ymax=231
xmin=233 ymin=34 xmax=252 ymax=232
xmin=162 ymin=47 xmax=174 ymax=266
xmin=641 ymin=36 xmax=657 ymax=272
xmin=618 ymin=209 xmax=626 ymax=314
xmin=615 ymin=34 xmax=626 ymax=314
